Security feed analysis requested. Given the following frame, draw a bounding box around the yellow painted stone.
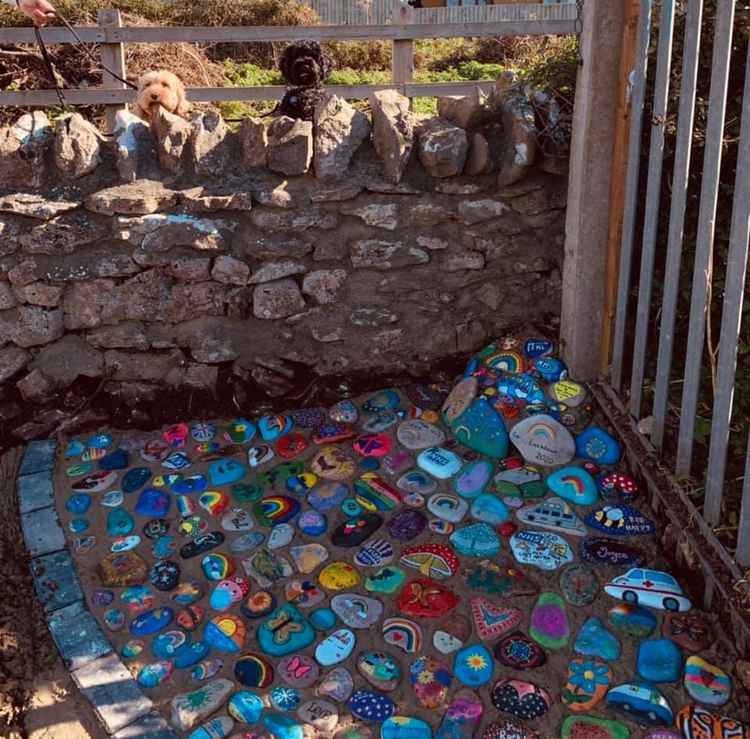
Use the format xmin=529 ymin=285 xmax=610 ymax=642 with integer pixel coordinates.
xmin=551 ymin=380 xmax=584 ymax=403
xmin=311 ymin=446 xmax=357 ymax=481
xmin=318 ymin=561 xmax=361 ymax=591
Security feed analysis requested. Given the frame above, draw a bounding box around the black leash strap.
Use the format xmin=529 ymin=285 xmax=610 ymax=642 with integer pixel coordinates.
xmin=33 ymin=23 xmax=68 ymax=107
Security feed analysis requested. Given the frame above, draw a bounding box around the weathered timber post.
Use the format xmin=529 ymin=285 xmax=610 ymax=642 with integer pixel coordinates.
xmin=98 ymin=9 xmax=127 ymax=134
xmin=391 ymin=0 xmax=415 ymax=99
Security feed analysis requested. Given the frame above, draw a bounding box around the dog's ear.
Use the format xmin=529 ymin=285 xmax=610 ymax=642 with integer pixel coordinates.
xmin=173 ymin=76 xmax=190 ymax=118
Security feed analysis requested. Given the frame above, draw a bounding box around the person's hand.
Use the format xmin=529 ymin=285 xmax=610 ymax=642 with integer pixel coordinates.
xmin=18 ymin=0 xmax=56 ymax=25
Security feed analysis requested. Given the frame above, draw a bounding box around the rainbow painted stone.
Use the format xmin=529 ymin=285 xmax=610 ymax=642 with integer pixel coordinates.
xmin=383 ymin=618 xmax=423 ymax=654
xmin=253 ymin=496 xmax=301 ymax=527
xmin=546 ymin=466 xmax=598 ymax=506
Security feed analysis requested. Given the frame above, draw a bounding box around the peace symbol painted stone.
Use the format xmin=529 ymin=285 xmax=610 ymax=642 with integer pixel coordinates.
xmin=453 ymin=460 xmax=493 ymax=499
xmin=453 ymin=644 xmax=494 ymax=687
xmin=494 ymin=632 xmax=546 ymax=670
xmin=298 ymin=699 xmax=339 ymax=733
xmin=319 ymin=562 xmax=360 ymax=591
xmin=662 ymin=612 xmax=712 ymax=653
xmin=509 ymin=415 xmax=575 ymax=467
xmin=205 ymin=614 xmax=246 ymax=653
xmin=560 ymin=716 xmax=630 ymax=739
xmin=382 ymin=617 xmax=423 ymax=654
xmin=676 ymin=705 xmax=749 ymax=739
xmin=400 ymin=544 xmax=459 ymax=580
xmin=170 ymin=679 xmax=234 ymax=732
xmin=491 ymin=679 xmax=551 ymax=721
xmin=409 ymin=656 xmax=452 ymax=708
xmin=315 ymin=629 xmax=356 ymax=666
xmin=575 ymin=617 xmax=621 ymax=661
xmin=258 ymin=604 xmax=315 ymax=657
xmin=130 ymin=606 xmax=174 ymax=636
xmin=355 ymin=539 xmax=394 ymax=568
xmin=357 ymin=652 xmax=401 ymax=692
xmin=234 ymin=653 xmax=275 ymax=688
xmin=510 ymin=530 xmax=575 ymax=571
xmin=442 ymin=377 xmax=478 ymax=425
xmin=560 ymin=563 xmax=599 ymax=606
xmin=530 ymin=592 xmax=569 ymax=650
xmin=683 ymin=656 xmax=732 ymax=706
xmin=398 ymin=579 xmax=458 ymax=619
xmin=397 ymin=420 xmax=446 ymax=450
xmin=317 ymin=666 xmax=354 ymax=703
xmin=331 ymin=594 xmax=383 ymax=629
xmin=576 ymin=427 xmax=621 ymax=465
xmin=417 ymin=447 xmax=462 ymax=480
xmin=397 ymin=470 xmax=437 ymax=496
xmin=585 ymin=505 xmax=655 ymax=536
xmin=348 ymin=690 xmax=395 ymax=723
xmin=332 ymin=512 xmax=383 ymax=547
xmin=382 ymin=717 xmax=432 ymax=739
xmin=580 ymin=536 xmax=646 ymax=567
xmin=311 ymin=447 xmax=357 ymax=481
xmin=450 ymin=397 xmax=509 ymax=459
xmin=470 ymin=597 xmax=522 ymax=640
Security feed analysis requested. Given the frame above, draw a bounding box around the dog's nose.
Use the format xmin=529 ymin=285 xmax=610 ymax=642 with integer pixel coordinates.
xmin=150 ymin=92 xmax=159 ymax=100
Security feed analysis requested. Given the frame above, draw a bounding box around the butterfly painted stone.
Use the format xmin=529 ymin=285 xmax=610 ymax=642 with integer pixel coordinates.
xmin=662 ymin=612 xmax=712 ymax=653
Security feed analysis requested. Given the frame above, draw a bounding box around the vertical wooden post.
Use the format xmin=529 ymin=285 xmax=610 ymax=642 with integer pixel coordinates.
xmin=560 ymin=1 xmax=629 ymax=380
xmin=98 ymin=8 xmax=127 ymax=134
xmin=391 ymin=0 xmax=415 ymax=97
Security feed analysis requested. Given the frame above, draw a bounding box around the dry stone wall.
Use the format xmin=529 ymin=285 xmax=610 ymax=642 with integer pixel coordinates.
xmin=0 ymin=85 xmax=566 ymax=413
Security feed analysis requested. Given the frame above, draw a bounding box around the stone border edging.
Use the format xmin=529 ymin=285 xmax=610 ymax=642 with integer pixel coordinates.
xmin=17 ymin=439 xmax=179 ymax=739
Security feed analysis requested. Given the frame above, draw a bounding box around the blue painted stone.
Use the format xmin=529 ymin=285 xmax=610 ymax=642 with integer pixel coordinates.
xmin=450 ymin=523 xmax=501 ymax=558
xmin=310 ymin=608 xmax=337 ymax=631
xmin=298 ymin=510 xmax=327 ymax=537
xmin=191 ymin=422 xmax=217 ymax=442
xmin=263 ymin=712 xmax=304 ymax=739
xmin=172 ymin=475 xmax=208 ymax=494
xmin=65 ymin=440 xmax=85 ymax=458
xmin=362 ymin=390 xmax=401 ymax=414
xmin=636 ymin=639 xmax=683 ymax=683
xmin=123 ymin=467 xmax=152 ymax=493
xmin=66 ymin=493 xmax=91 ymax=514
xmin=607 ymin=603 xmax=658 ymax=638
xmin=101 ymin=490 xmax=124 ymax=507
xmin=605 ymin=682 xmax=673 ymax=725
xmin=309 ymin=483 xmax=349 ymax=512
xmin=99 ymin=449 xmax=129 ymax=471
xmin=524 ymin=339 xmax=554 ymax=359
xmin=189 ymin=717 xmax=233 ymax=739
xmin=348 ymin=690 xmax=395 ymax=722
xmin=342 ymin=499 xmax=363 ymax=517
xmin=259 ymin=415 xmax=293 ymax=442
xmin=363 ymin=412 xmax=399 ymax=434
xmin=137 ymin=661 xmax=173 ymax=689
xmin=585 ymin=506 xmax=655 ymax=536
xmin=121 ymin=585 xmax=153 ymax=611
xmin=130 ymin=607 xmax=174 ymax=636
xmin=417 ymin=447 xmax=462 ymax=480
xmin=135 ymin=488 xmax=171 ymax=518
xmin=453 ymin=460 xmax=493 ymax=499
xmin=382 ymin=717 xmax=432 ymax=739
xmin=162 ymin=451 xmax=191 ymax=471
xmin=271 ymin=686 xmax=301 ymax=711
xmin=150 ymin=560 xmax=180 ymax=591
xmin=360 ymin=457 xmax=381 ymax=472
xmin=315 ymin=629 xmax=356 ymax=666
xmin=209 ymin=459 xmax=247 ymax=486
xmin=576 ymin=427 xmax=622 ymax=465
xmin=496 ymin=373 xmax=546 ymax=405
xmin=69 ymin=518 xmax=89 ymax=534
xmin=453 ymin=644 xmax=494 ymax=687
xmin=574 ymin=617 xmax=621 ymax=661
xmin=450 ymin=397 xmax=509 ymax=459
xmin=470 ymin=494 xmax=510 ymax=526
xmin=152 ymin=630 xmax=189 ymax=660
xmin=173 ymin=640 xmax=211 ymax=669
xmin=546 ymin=466 xmax=598 ymax=506
xmin=106 ymin=507 xmax=134 ymax=536
xmin=229 ymin=691 xmax=264 ymax=724
xmin=258 ymin=604 xmax=315 ymax=657
xmin=533 ymin=357 xmax=567 ymax=382
xmin=153 ymin=535 xmax=177 ymax=559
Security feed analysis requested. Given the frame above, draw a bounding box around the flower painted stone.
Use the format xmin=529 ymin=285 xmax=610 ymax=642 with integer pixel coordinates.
xmin=490 ymin=679 xmax=551 ymax=721
xmin=387 ymin=510 xmax=427 ymax=542
xmin=400 ymin=544 xmax=459 ymax=580
xmin=683 ymin=656 xmax=732 ymax=706
xmin=317 ymin=667 xmax=354 ymax=703
xmin=494 ymin=632 xmax=545 ymax=670
xmin=637 ymin=639 xmax=683 ymax=683
xmin=450 ymin=523 xmax=500 ymax=558
xmin=257 ymin=604 xmax=314 ymax=657
xmin=357 ymin=651 xmax=401 ymax=692
xmin=417 ymin=447 xmax=462 ymax=480
xmin=585 ymin=505 xmax=656 ymax=536
xmin=576 ymin=427 xmax=621 ymax=465
xmin=560 ymin=563 xmax=599 ymax=606
xmin=561 ymin=716 xmax=630 ymax=739
xmin=331 ymin=594 xmax=383 ymax=629
xmin=530 ymin=592 xmax=569 ymax=650
xmin=453 ymin=644 xmax=494 ymax=687
xmin=383 ymin=618 xmax=423 ymax=654
xmin=470 ymin=597 xmax=522 ymax=640
xmin=271 ymin=685 xmax=302 ymax=711
xmin=515 ymin=497 xmax=586 ymax=537
xmin=575 ymin=617 xmax=621 ymax=661
xmin=315 ymin=629 xmax=356 ymax=666
xmin=449 ymin=397 xmax=509 ymax=459
xmin=398 ymin=579 xmax=458 ymax=619
xmin=427 ymin=494 xmax=468 ymax=524
xmin=410 ymin=656 xmax=452 ymax=708
xmin=348 ymin=690 xmax=395 ymax=723
xmin=509 ymin=415 xmax=575 ymax=467
xmin=580 ymin=537 xmax=646 ymax=567
xmin=662 ymin=612 xmax=712 ymax=653
xmin=510 ymin=530 xmax=575 ymax=571
xmin=453 ymin=460 xmax=494 ymax=499
xmin=676 ymin=705 xmax=749 ymax=739
xmin=331 ymin=513 xmax=383 ymax=547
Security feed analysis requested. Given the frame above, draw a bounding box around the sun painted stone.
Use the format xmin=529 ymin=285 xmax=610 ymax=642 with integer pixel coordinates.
xmin=575 ymin=617 xmax=621 ymax=661
xmin=607 ymin=682 xmax=673 ymax=726
xmin=662 ymin=612 xmax=712 ymax=652
xmin=177 ymin=605 xmax=205 ymax=631
xmin=257 ymin=604 xmax=314 ymax=657
xmin=417 ymin=447 xmax=462 ymax=479
xmin=331 ymin=594 xmax=383 ymax=629
xmin=400 ymin=544 xmax=459 ymax=580
xmin=561 ymin=715 xmax=630 ymax=739
xmin=576 ymin=427 xmax=621 ymax=465
xmin=509 ymin=415 xmax=575 ymax=467
xmin=315 ymin=629 xmax=356 ymax=667
xmin=319 ymin=562 xmax=360 ymax=591
xmin=510 ymin=530 xmax=575 ymax=571
xmin=546 ymin=466 xmax=598 ymax=506
xmin=435 ymin=690 xmax=484 ymax=739
xmin=253 ymin=496 xmax=301 ymax=527
xmin=268 ymin=523 xmax=295 ymax=549
xmin=138 ymin=661 xmax=174 ymax=689
xmin=130 ymin=606 xmax=174 ymax=636
xmin=470 ymin=597 xmax=522 ymax=640
xmin=240 ymin=591 xmax=276 ymax=621
xmin=676 ymin=705 xmax=749 ymax=738
xmin=580 ymin=536 xmax=647 ymax=567
xmin=171 ymin=679 xmax=234 ymax=732
xmin=683 ymin=656 xmax=732 ymax=706
xmin=357 ymin=652 xmax=401 ymax=692
xmin=316 ymin=666 xmax=354 ymax=703
xmin=453 ymin=460 xmax=494 ymax=500
xmin=491 ymin=679 xmax=551 ymax=721
xmin=608 ymin=602 xmax=657 ymax=639
xmin=382 ymin=717 xmax=432 ymax=739
xmin=387 ymin=509 xmax=427 ymax=542
xmin=453 ymin=644 xmax=493 ymax=687
xmin=205 ymin=614 xmax=246 ymax=653
xmin=383 ymin=618 xmax=423 ymax=654
xmin=309 ymin=607 xmax=336 ymax=631
xmin=308 ymin=482 xmax=349 ymax=512
xmin=355 ymin=539 xmax=394 ymax=568
xmin=449 ymin=523 xmax=500 ymax=558
xmin=560 ymin=563 xmax=599 ymax=606
xmin=637 ymin=639 xmax=683 ymax=683
xmin=409 ymin=656 xmax=452 ymax=708
xmin=398 ymin=578 xmax=458 ymax=618
xmin=464 ymin=559 xmax=539 ymax=598
xmin=397 ymin=420 xmax=446 ymax=450
xmin=397 ymin=470 xmax=437 ymax=496
xmin=450 ymin=397 xmax=509 ymax=459
xmin=530 ymin=592 xmax=569 ymax=650
xmin=234 ymin=652 xmax=274 ymax=688
xmin=585 ymin=505 xmax=655 ymax=536
xmin=366 ymin=567 xmax=406 ymax=595
xmin=290 ymin=543 xmax=329 ymax=575
xmin=494 ymin=632 xmax=545 ymax=670
xmin=470 ymin=494 xmax=510 ymax=526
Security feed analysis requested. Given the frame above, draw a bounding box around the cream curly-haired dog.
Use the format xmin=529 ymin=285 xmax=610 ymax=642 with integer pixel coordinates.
xmin=133 ymin=70 xmax=190 ymax=124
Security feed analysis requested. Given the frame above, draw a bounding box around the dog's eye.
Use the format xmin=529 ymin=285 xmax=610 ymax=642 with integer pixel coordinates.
xmin=161 ymin=81 xmax=169 ymax=88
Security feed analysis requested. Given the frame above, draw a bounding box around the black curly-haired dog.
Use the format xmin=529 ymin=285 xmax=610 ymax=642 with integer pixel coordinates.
xmin=277 ymin=40 xmax=333 ymax=121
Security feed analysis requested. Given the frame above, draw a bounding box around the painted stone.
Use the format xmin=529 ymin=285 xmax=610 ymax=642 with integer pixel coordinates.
xmin=331 ymin=513 xmax=383 ymax=547
xmin=199 ymin=491 xmax=231 ymax=517
xmin=106 ymin=507 xmax=134 ymax=536
xmin=382 ymin=717 xmax=432 ymax=739
xmin=491 ymin=679 xmax=551 ymax=721
xmin=331 ymin=594 xmax=383 ymax=629
xmin=417 ymin=447 xmax=462 ymax=480
xmin=580 ymin=537 xmax=646 ymax=567
xmin=397 ymin=420 xmax=446 ymax=450
xmin=71 ymin=470 xmax=118 ymax=493
xmin=348 ymin=691 xmax=395 ymax=723
xmin=358 ymin=652 xmax=401 ymax=691
xmin=276 ymin=432 xmax=309 ymax=460
xmin=165 ymin=637 xmax=210 ymax=669
xmin=69 ymin=517 xmax=90 ymax=534
xmin=240 ymin=591 xmax=276 ymax=620
xmin=268 ymin=523 xmax=295 ymax=549
xmin=509 ymin=415 xmax=575 ymax=467
xmin=355 ymin=540 xmax=394 ymax=568
xmin=285 ymin=580 xmax=325 ymax=608
xmin=637 ymin=639 xmax=684 ymax=683
xmin=398 ymin=579 xmax=458 ymax=618
xmin=330 ymin=399 xmax=359 ymax=424
xmin=258 ymin=461 xmax=305 ymax=491
xmin=560 ymin=564 xmax=599 ymax=606
xmin=149 ymin=560 xmax=179 ymax=591
xmin=406 ymin=383 xmax=447 ymax=411
xmin=319 ymin=562 xmax=360 ymax=591
xmin=529 ymin=592 xmax=569 ymax=650
xmin=354 ymin=474 xmax=401 ymax=512
xmin=409 ymin=656 xmax=452 ymax=708
xmin=606 ymin=682 xmax=673 ymax=726
xmin=546 ymin=466 xmax=598 ymax=506
xmin=227 ymin=690 xmax=264 ymax=724
xmin=171 ymin=679 xmax=234 ymax=732
xmin=343 ymin=499 xmax=363 ymax=517
xmin=210 ymin=576 xmax=249 ymax=611
xmin=435 ymin=690 xmax=484 ymax=739
xmin=599 ymin=472 xmax=639 ymax=504
xmin=366 ymin=566 xmax=406 ymax=595
xmin=676 ymin=705 xmax=749 ymax=739
xmin=230 ymin=531 xmax=265 ymax=554
xmin=482 ymin=719 xmax=541 ymax=739
xmin=453 ymin=645 xmax=494 ymax=687
xmin=549 ymin=379 xmax=586 ymax=407
xmin=397 ymin=470 xmax=437 ymax=497
xmin=309 ymin=607 xmax=336 ymax=631
xmin=173 ymin=475 xmax=208 ymax=494
xmin=177 ymin=495 xmax=198 ymax=517
xmin=287 ymin=472 xmax=320 ymax=496
xmin=162 ymin=451 xmax=192 ymax=471
xmin=311 ymin=447 xmax=357 ymax=481
xmin=561 ymin=716 xmax=630 ymax=739
xmin=258 ymin=414 xmax=292 ymax=442
xmin=470 ymin=597 xmax=522 ymax=640
xmin=453 ymin=461 xmax=493 ymax=500
xmin=221 ymin=508 xmax=254 ymax=533
xmin=278 ymin=654 xmax=319 ymax=688
xmin=103 ymin=608 xmax=125 ymax=630
xmin=111 ymin=535 xmax=141 ymax=553
xmin=387 ymin=509 xmax=427 ymax=542
xmin=122 ymin=639 xmax=145 ymax=658
xmin=442 ymin=377 xmax=478 ymax=425
xmin=177 ymin=605 xmax=205 ymax=631
xmin=134 ymin=488 xmax=170 ymax=518
xmin=494 ymin=466 xmax=545 ymax=500
xmin=427 ymin=494 xmax=468 ymax=524
xmin=122 ymin=467 xmax=152 ymax=493
xmin=450 ymin=397 xmax=509 ymax=459
xmin=130 ymin=606 xmax=174 ymax=636
xmin=363 ymin=390 xmax=401 ymax=413
xmin=66 ymin=462 xmax=94 ymax=478
xmin=470 ymin=494 xmax=510 ymax=526
xmin=263 ymin=712 xmax=304 ymax=739
xmin=298 ymin=699 xmax=339 ymax=733
xmin=101 ymin=490 xmax=124 ymax=507
xmin=190 ymin=422 xmax=216 ymax=442
xmin=683 ymin=656 xmax=732 ymax=706
xmin=317 ymin=666 xmax=354 ymax=703
xmin=663 ymin=612 xmax=712 ymax=653
xmin=400 ymin=544 xmax=459 ymax=580
xmin=309 ymin=482 xmax=349 ymax=512
xmin=66 ymin=493 xmax=91 ymax=515
xmin=253 ymin=496 xmax=300 ymax=527
xmin=290 ymin=544 xmax=329 ymax=575
xmin=152 ymin=535 xmax=176 ymax=559
xmin=234 ymin=653 xmax=274 ymax=688
xmin=138 ymin=661 xmax=173 ymax=689
xmin=315 ymin=629 xmax=356 ymax=666
xmin=463 ymin=559 xmax=538 ymax=598
xmin=191 ymin=658 xmax=223 ymax=682
xmin=141 ymin=439 xmax=170 ymax=463
xmin=291 ymin=407 xmax=327 ymax=429
xmin=585 ymin=505 xmax=656 ymax=536
xmin=383 ymin=452 xmax=413 ymax=477
xmin=91 ymin=589 xmax=115 ymax=607
xmin=450 ymin=523 xmax=500 ymax=558
xmin=188 ymin=716 xmax=234 ymax=739
xmin=383 ymin=618 xmax=423 ymax=654
xmin=204 ymin=614 xmax=246 ymax=653
xmin=257 ymin=604 xmax=314 ymax=657
xmin=494 ymin=632 xmax=546 ymax=670
xmin=354 ymin=433 xmax=393 ymax=458
xmin=142 ymin=518 xmax=168 ymax=540
xmin=609 ymin=603 xmax=658 ymax=639
xmin=243 ymin=548 xmax=293 ymax=590
xmin=297 ymin=510 xmax=327 ymax=537
xmin=172 ymin=581 xmax=203 ymax=606
xmin=510 ymin=530 xmax=575 ymax=571
xmin=575 ymin=617 xmax=621 ymax=661
xmin=576 ymin=427 xmax=621 ymax=465
xmin=403 ymin=492 xmax=425 ymax=508
xmin=201 ymin=553 xmax=235 ymax=582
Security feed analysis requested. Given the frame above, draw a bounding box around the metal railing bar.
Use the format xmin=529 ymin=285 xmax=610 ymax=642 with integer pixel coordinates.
xmin=611 ymin=0 xmax=653 ymax=391
xmin=629 ymin=0 xmax=676 ymax=418
xmin=703 ymin=38 xmax=750 ymax=526
xmin=736 ymin=434 xmax=750 ymax=566
xmin=652 ymin=0 xmax=704 ymax=449
xmin=676 ymin=0 xmax=736 ymax=476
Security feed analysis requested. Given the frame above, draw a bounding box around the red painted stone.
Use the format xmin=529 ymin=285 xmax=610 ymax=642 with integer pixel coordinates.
xmin=398 ymin=578 xmax=459 ymax=619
